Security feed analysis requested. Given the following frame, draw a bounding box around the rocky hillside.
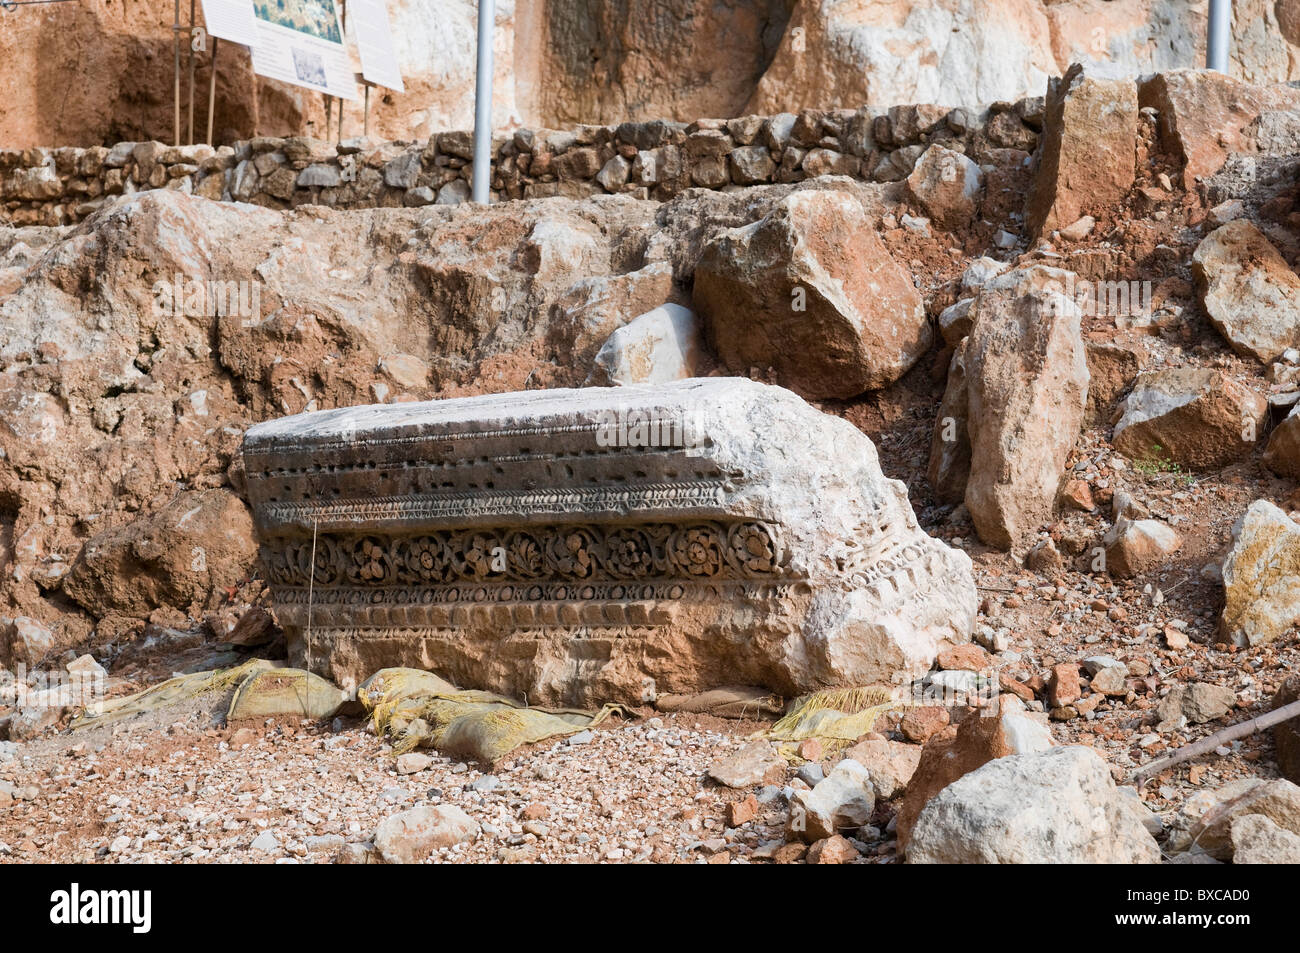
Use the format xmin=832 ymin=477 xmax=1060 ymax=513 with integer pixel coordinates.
xmin=7 ymin=0 xmax=1300 ymax=147
xmin=2 ymin=58 xmax=1300 ymax=864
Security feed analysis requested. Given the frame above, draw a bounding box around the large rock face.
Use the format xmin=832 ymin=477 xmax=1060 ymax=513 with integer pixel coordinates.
xmin=748 ymin=0 xmax=1059 ymax=113
xmin=694 ymin=190 xmax=930 ymax=400
xmin=748 ymin=1 xmax=1300 ymax=115
xmin=1025 ymin=64 xmax=1137 ymax=238
xmin=241 ymin=378 xmax=978 ymax=704
xmin=9 ymin=1 xmax=1300 ymax=149
xmin=959 ymin=268 xmax=1089 ymax=551
xmin=907 ymin=746 xmax=1161 ymax=864
xmin=522 ymin=0 xmax=795 ymax=126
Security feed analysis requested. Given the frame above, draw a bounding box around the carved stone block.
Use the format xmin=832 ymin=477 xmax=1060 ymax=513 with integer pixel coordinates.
xmin=242 ymin=379 xmax=977 ymax=706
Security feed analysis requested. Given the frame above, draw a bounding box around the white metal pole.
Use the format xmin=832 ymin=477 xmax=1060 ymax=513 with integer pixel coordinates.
xmin=472 ymin=0 xmax=495 ymax=204
xmin=1207 ymin=0 xmax=1230 ymax=72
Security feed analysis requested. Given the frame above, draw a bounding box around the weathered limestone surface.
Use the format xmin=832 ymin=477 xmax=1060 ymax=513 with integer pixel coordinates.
xmin=242 ymin=379 xmax=977 ymax=705
xmin=1025 ymin=64 xmax=1138 ymax=238
xmin=694 ymin=190 xmax=931 ymax=399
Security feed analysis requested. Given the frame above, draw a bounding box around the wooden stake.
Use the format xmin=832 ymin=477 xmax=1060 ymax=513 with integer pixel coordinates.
xmin=206 ymin=37 xmax=219 ymax=146
xmin=172 ymin=0 xmax=181 ymax=146
xmin=187 ymin=0 xmax=196 ymax=144
xmin=1131 ymin=698 xmax=1300 ymax=784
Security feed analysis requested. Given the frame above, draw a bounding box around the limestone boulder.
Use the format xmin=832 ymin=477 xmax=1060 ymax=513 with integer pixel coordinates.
xmin=788 ymin=758 xmax=875 ymax=843
xmin=1026 ymin=65 xmax=1138 ymax=238
xmin=928 ymin=342 xmax=972 ymax=505
xmin=242 ymin=378 xmax=978 ymax=704
xmin=694 ymin=190 xmax=931 ymax=399
xmin=1112 ymin=368 xmax=1265 ymax=470
xmin=896 ymin=695 xmax=1053 ymax=850
xmin=1220 ymin=501 xmax=1300 ymax=648
xmin=1193 ymin=221 xmax=1300 ymax=364
xmin=373 ymin=805 xmax=479 ymax=864
xmin=907 ymin=746 xmax=1161 ymax=864
xmin=588 ymin=304 xmax=707 ymax=386
xmin=1139 ymin=70 xmax=1300 ymax=188
xmin=961 ymin=268 xmax=1089 ymax=550
xmin=62 ymin=489 xmax=258 ymax=621
xmin=906 ymin=145 xmax=983 ymax=229
xmin=1232 ymin=814 xmax=1300 ymax=864
xmin=1189 ymin=778 xmax=1300 ymax=860
xmin=1103 ymin=517 xmax=1182 ymax=578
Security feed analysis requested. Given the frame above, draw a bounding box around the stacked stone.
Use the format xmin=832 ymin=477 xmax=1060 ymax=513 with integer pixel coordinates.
xmin=0 ymin=98 xmax=1044 ymax=225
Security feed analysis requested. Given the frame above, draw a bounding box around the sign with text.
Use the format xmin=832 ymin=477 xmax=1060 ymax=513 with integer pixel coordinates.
xmin=249 ymin=0 xmax=357 ymax=100
xmin=349 ymin=0 xmax=404 ymax=91
xmin=198 ymin=0 xmax=257 ymax=44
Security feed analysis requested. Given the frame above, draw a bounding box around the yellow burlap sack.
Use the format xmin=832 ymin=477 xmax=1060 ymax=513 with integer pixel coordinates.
xmin=758 ymin=686 xmax=904 ymax=759
xmin=358 ymin=667 xmax=626 ymax=762
xmin=70 ymin=659 xmax=281 ymax=731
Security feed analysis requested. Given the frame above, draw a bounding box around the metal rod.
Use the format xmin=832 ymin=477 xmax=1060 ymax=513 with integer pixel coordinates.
xmin=173 ymin=0 xmax=181 ymax=146
xmin=472 ymin=0 xmax=494 ymax=203
xmin=187 ymin=0 xmax=196 ymax=144
xmin=364 ymin=84 xmax=370 ymax=137
xmin=207 ymin=37 xmax=219 ymax=145
xmin=1207 ymin=0 xmax=1231 ymax=72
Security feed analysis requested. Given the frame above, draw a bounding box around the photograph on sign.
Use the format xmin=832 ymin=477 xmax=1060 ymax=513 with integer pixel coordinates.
xmin=198 ymin=0 xmax=258 ymax=45
xmin=249 ymin=0 xmax=357 ymax=100
xmin=349 ymin=0 xmax=404 ymax=92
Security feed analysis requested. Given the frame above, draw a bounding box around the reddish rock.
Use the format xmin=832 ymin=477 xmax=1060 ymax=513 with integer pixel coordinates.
xmin=998 ymin=672 xmax=1036 ymax=702
xmin=936 ymin=643 xmax=991 ymax=672
xmin=797 ymin=738 xmax=824 ymax=762
xmin=807 ymin=834 xmax=859 ymax=864
xmin=727 ymin=794 xmax=759 ymax=827
xmin=900 ymin=706 xmax=951 ymax=744
xmin=1059 ymin=479 xmax=1095 ymax=511
xmin=1112 ymin=368 xmax=1266 ymax=470
xmin=960 ymin=267 xmax=1089 ymax=550
xmin=772 ymin=842 xmax=808 ymax=864
xmin=1085 ymin=342 xmax=1144 ymax=426
xmin=1048 ymin=663 xmax=1081 ymax=708
xmin=1027 ymin=64 xmax=1138 ymax=237
xmin=896 ymin=696 xmax=1053 ymax=851
xmin=695 ymin=189 xmax=931 ymax=399
xmin=1139 ymin=71 xmax=1300 ymax=189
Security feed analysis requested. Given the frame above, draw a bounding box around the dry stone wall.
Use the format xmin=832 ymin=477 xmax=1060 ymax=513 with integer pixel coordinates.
xmin=0 ymin=100 xmax=1045 ymax=226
